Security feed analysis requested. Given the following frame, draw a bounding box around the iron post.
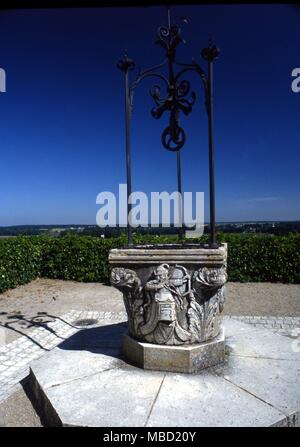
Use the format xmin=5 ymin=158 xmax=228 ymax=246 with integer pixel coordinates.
xmin=117 ymin=52 xmax=135 ymax=245
xmin=202 ymin=42 xmax=220 ymax=248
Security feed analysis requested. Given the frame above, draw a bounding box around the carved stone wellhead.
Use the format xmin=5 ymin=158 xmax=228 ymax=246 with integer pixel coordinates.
xmin=109 ymin=244 xmax=227 ymax=346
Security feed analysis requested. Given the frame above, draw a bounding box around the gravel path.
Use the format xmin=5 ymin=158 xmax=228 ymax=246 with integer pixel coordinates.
xmin=0 ymin=279 xmax=123 ymax=344
xmin=0 ymin=278 xmax=299 ymax=345
xmin=224 ymin=282 xmax=300 ymax=316
xmin=0 ymin=386 xmax=42 ymax=427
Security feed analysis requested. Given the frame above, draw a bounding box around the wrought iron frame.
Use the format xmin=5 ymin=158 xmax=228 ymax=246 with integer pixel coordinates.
xmin=117 ymin=8 xmax=220 ymax=248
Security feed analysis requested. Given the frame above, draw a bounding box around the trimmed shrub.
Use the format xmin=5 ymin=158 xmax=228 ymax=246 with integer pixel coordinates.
xmin=217 ymin=233 xmax=300 ymax=283
xmin=0 ymin=236 xmax=42 ymax=293
xmin=0 ymin=232 xmax=299 ymax=294
xmin=39 ymin=234 xmax=127 ymax=282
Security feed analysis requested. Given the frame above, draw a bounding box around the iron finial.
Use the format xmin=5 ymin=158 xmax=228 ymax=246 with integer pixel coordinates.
xmin=117 ymin=49 xmax=136 ymax=73
xmin=201 ymin=38 xmax=220 ymax=62
xmin=167 ymin=5 xmax=171 ymax=28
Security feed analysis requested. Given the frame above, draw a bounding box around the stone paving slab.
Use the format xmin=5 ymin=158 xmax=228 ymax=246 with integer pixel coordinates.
xmin=29 ymin=348 xmax=123 ymax=390
xmin=27 ymin=318 xmax=300 ymax=427
xmin=146 ymin=373 xmax=286 ymax=427
xmin=214 ymin=355 xmax=300 ymax=426
xmin=224 ymin=319 xmax=300 ymax=360
xmin=1 ymin=311 xmax=300 ymax=404
xmin=212 ymin=319 xmax=300 ymax=426
xmin=31 ymin=367 xmax=165 ymax=427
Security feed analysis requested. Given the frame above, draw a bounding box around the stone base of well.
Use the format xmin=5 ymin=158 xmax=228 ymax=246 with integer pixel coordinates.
xmin=26 ymin=317 xmax=300 ymax=427
xmin=122 ymin=327 xmax=225 ymax=373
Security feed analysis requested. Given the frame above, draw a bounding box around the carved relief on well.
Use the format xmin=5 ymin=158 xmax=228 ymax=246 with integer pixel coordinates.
xmin=110 ymin=263 xmax=227 ymax=346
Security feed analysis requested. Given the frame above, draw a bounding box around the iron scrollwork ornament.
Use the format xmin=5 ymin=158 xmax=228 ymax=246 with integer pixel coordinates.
xmin=151 ymin=79 xmax=196 ymax=151
xmin=118 ymin=13 xmax=212 ymax=153
xmin=150 ymin=22 xmax=197 ymax=151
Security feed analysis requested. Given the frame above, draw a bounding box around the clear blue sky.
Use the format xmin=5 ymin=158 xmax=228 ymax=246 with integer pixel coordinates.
xmin=0 ymin=4 xmax=299 ymax=225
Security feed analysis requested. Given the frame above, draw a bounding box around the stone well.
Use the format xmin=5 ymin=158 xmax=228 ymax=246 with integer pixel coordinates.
xmin=109 ymin=243 xmax=227 ymax=373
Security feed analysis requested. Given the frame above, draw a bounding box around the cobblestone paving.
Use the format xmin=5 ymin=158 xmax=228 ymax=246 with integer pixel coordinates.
xmin=0 ymin=311 xmax=299 ymax=404
xmin=228 ymin=315 xmax=300 ymax=335
xmin=0 ymin=310 xmax=126 ymax=403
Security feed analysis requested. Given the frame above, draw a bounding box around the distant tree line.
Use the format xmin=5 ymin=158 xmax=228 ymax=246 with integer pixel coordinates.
xmin=0 ymin=222 xmax=300 ymax=237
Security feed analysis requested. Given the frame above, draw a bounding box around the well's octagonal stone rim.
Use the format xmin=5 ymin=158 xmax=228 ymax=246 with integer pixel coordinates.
xmin=109 ymin=242 xmax=227 ymax=265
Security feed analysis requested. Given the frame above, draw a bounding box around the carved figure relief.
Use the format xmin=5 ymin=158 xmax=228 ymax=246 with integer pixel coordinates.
xmin=110 ymin=263 xmax=227 ymax=345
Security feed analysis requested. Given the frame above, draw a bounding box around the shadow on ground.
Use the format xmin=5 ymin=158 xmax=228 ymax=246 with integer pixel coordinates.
xmin=0 ymin=311 xmax=78 ymax=350
xmin=58 ymin=321 xmax=128 ymax=358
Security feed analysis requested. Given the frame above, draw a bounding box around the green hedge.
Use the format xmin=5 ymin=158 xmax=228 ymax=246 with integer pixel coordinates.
xmin=0 ymin=236 xmax=42 ymax=293
xmin=40 ymin=235 xmax=126 ymax=282
xmin=217 ymin=233 xmax=300 ymax=283
xmin=0 ymin=233 xmax=299 ymax=294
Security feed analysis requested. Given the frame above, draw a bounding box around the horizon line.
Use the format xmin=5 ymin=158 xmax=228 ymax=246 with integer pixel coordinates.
xmin=1 ymin=220 xmax=300 ymax=228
